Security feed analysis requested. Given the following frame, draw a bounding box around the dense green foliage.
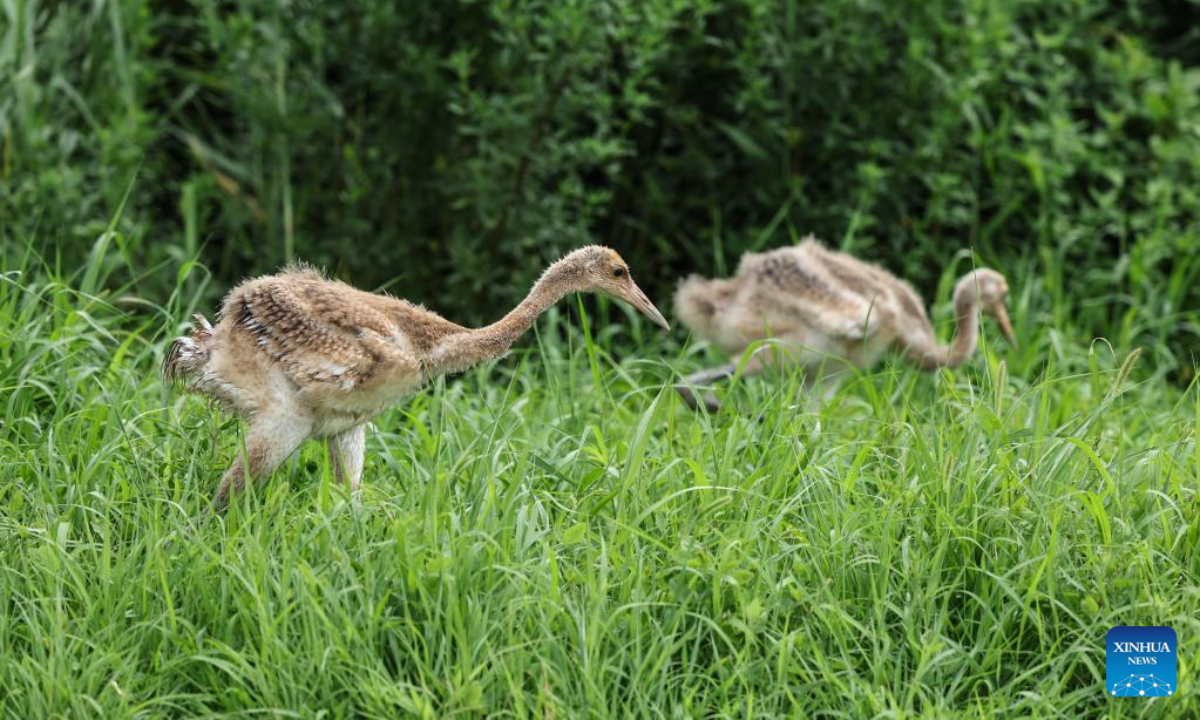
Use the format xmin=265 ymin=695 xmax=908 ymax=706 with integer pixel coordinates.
xmin=3 ymin=0 xmax=1200 ymax=716
xmin=3 ymin=0 xmax=1199 ymax=373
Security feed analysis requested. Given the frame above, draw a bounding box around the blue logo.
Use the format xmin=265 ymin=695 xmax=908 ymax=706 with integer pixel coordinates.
xmin=1107 ymin=626 xmax=1176 ymax=697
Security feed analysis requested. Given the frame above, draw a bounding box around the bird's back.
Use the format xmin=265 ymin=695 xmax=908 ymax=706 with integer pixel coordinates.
xmin=168 ymin=267 xmax=474 ymax=421
xmin=742 ymin=237 xmax=933 ymax=336
xmin=678 ymin=237 xmax=934 ymax=361
xmin=221 ymin=267 xmax=468 ymax=356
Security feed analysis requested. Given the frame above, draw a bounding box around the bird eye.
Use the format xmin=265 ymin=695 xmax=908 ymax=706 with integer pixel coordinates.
xmin=613 ymin=267 xmax=625 ymax=278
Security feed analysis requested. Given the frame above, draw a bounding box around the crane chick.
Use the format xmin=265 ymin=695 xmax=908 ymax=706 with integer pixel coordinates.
xmin=165 ymin=246 xmax=669 ymax=511
xmin=673 ymin=236 xmax=1014 ymax=411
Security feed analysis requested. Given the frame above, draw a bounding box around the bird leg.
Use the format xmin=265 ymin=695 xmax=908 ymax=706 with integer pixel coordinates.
xmin=680 ymin=351 xmax=801 ymax=413
xmin=326 ymin=424 xmax=366 ymax=503
xmin=210 ymin=415 xmax=311 ymax=513
xmin=675 ymin=362 xmax=739 ymax=412
xmin=801 ymin=371 xmax=844 ymax=412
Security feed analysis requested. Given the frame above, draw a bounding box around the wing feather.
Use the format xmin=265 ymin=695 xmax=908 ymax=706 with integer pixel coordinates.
xmin=744 ymin=249 xmax=876 ymax=341
xmin=234 ymin=279 xmax=389 ymax=388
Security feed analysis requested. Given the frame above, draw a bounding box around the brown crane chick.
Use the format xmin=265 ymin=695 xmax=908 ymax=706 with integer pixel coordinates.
xmin=165 ymin=246 xmax=669 ymax=512
xmin=673 ymin=236 xmax=1015 ymax=411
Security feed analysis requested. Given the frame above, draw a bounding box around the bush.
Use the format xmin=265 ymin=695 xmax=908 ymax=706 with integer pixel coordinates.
xmin=2 ymin=0 xmax=1198 ymax=373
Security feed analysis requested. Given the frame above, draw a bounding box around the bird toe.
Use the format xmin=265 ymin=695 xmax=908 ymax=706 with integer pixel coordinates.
xmin=674 ymin=384 xmax=701 ymax=410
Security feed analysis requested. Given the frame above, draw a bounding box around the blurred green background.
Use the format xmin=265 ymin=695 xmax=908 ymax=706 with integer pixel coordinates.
xmin=2 ymin=0 xmax=1198 ymax=374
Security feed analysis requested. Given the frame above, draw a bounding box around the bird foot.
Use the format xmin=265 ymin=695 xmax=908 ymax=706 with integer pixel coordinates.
xmin=675 ymin=385 xmax=721 ymax=413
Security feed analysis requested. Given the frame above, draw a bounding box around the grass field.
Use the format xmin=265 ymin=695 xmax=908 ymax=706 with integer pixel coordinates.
xmin=1 ymin=250 xmax=1197 ymax=718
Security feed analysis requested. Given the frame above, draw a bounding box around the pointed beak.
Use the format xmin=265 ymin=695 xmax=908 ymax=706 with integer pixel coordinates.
xmin=627 ymin=282 xmax=670 ymax=331
xmin=994 ymin=301 xmax=1016 ymax=347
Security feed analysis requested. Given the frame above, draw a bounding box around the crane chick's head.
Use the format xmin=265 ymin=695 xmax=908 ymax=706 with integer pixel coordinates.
xmin=959 ymin=269 xmax=1015 ymax=346
xmin=551 ymin=246 xmax=670 ymax=330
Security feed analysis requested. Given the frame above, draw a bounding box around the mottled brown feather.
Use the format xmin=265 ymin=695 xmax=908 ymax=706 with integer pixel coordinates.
xmin=234 ymin=279 xmax=380 ymax=387
xmin=163 ymin=246 xmax=671 ymax=512
xmin=674 ymin=235 xmax=1012 ymax=393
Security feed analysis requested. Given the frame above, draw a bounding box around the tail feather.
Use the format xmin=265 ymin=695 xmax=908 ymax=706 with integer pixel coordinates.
xmin=163 ymin=313 xmax=214 ymax=384
xmin=674 ymin=275 xmax=737 ymax=342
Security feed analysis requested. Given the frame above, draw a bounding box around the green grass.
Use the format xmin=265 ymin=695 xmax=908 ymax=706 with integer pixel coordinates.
xmin=1 ymin=249 xmax=1198 ymax=718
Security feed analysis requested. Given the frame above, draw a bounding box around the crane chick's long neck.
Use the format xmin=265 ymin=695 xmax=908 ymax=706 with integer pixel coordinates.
xmin=427 ymin=266 xmax=574 ymax=376
xmin=913 ymin=278 xmax=981 ymax=369
xmin=944 ymin=282 xmax=981 ymax=367
xmin=479 ymin=273 xmax=571 ymax=350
